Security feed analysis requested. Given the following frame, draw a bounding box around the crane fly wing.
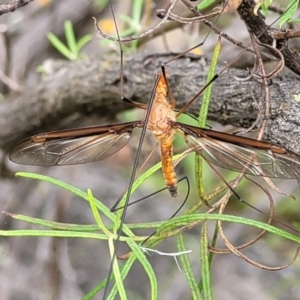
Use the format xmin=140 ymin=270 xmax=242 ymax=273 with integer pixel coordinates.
xmin=173 ymin=122 xmax=300 ymax=180
xmin=186 ymin=135 xmax=300 ymax=179
xmin=9 ymin=122 xmax=141 ymax=166
xmin=10 ymin=133 xmax=130 ymax=166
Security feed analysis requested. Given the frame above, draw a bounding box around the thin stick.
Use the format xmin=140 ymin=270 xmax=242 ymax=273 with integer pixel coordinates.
xmin=95 ymin=0 xmax=179 ymax=42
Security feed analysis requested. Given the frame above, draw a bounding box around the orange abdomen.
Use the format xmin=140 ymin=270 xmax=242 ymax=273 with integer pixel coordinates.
xmin=160 ymin=139 xmax=178 ymax=197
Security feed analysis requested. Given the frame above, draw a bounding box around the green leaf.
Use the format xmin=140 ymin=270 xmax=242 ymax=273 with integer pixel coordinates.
xmin=47 ymin=32 xmax=75 ymax=60
xmin=14 ymin=172 xmax=158 ymax=298
xmin=128 ymin=241 xmax=158 ymax=300
xmin=131 ymin=0 xmax=143 ymax=23
xmin=197 ymin=36 xmax=221 ymax=127
xmin=64 ymin=20 xmax=78 ymax=58
xmin=197 ymin=0 xmax=216 ymax=10
xmin=119 ymin=15 xmax=140 ymax=31
xmin=47 ymin=20 xmax=91 ymax=61
xmin=261 ymin=0 xmax=273 ymax=16
xmin=84 ymin=255 xmax=150 ymax=300
xmin=200 ymin=222 xmax=212 ymax=300
xmin=108 ymin=238 xmax=127 ymax=300
xmin=195 ymin=36 xmax=221 ymax=200
xmin=3 ymin=211 xmax=162 ymax=232
xmin=87 ymin=189 xmax=111 ymax=236
xmin=279 ymin=0 xmax=299 ymax=27
xmin=159 ymin=214 xmax=300 ymax=244
xmin=106 ymin=240 xmax=157 ymax=300
xmin=15 ymin=172 xmax=128 ymax=233
xmin=77 ymin=34 xmax=92 ymax=52
xmin=177 ymin=234 xmax=202 ymax=300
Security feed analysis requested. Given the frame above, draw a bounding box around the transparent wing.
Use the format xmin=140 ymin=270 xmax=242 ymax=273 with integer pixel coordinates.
xmin=185 ymin=134 xmax=300 ymax=179
xmin=9 ymin=122 xmax=139 ymax=166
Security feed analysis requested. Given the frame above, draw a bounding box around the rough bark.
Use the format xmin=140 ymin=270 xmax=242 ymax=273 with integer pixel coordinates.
xmin=1 ymin=52 xmax=300 ymax=154
xmin=237 ymin=0 xmax=300 ymax=76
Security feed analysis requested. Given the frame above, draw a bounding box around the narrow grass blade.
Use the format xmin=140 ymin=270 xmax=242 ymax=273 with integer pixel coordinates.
xmin=200 ymin=221 xmax=212 ymax=300
xmin=77 ymin=34 xmax=92 ymax=52
xmin=87 ymin=189 xmax=111 ymax=236
xmin=64 ymin=20 xmax=78 ymax=58
xmin=108 ymin=238 xmax=127 ymax=300
xmin=177 ymin=234 xmax=202 ymax=300
xmin=195 ymin=36 xmax=221 ymax=199
xmin=47 ymin=32 xmax=75 ymax=60
xmin=158 ymin=214 xmax=300 ymax=244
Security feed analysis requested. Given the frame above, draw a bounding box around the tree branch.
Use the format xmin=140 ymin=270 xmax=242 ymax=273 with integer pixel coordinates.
xmin=0 ymin=0 xmax=33 ymax=16
xmin=237 ymin=0 xmax=300 ymax=75
xmin=1 ymin=52 xmax=300 ymax=155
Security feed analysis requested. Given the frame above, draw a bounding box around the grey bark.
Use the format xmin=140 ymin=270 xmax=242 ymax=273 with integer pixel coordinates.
xmin=1 ymin=52 xmax=300 ymax=154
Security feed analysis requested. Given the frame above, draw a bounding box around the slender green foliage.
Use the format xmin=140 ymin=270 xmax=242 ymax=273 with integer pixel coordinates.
xmin=200 ymin=222 xmax=212 ymax=300
xmin=47 ymin=20 xmax=92 ymax=60
xmin=3 ymin=172 xmax=300 ymax=298
xmin=177 ymin=234 xmax=202 ymax=300
xmin=195 ymin=37 xmax=221 ymax=199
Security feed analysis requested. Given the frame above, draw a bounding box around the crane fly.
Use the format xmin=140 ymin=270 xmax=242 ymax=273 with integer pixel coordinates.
xmin=9 ymin=1 xmax=300 ymax=196
xmin=9 ymin=72 xmax=300 ymax=194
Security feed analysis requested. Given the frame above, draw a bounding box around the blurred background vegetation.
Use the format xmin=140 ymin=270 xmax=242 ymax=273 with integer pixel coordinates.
xmin=0 ymin=0 xmax=300 ymax=299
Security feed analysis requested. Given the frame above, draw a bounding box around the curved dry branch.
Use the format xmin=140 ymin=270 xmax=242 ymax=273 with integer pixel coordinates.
xmin=213 ymin=175 xmax=300 ymax=270
xmin=0 ymin=0 xmax=33 ymax=16
xmin=1 ymin=52 xmax=300 ymax=155
xmin=210 ymin=176 xmax=276 ymax=254
xmin=237 ymin=0 xmax=300 ymax=76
